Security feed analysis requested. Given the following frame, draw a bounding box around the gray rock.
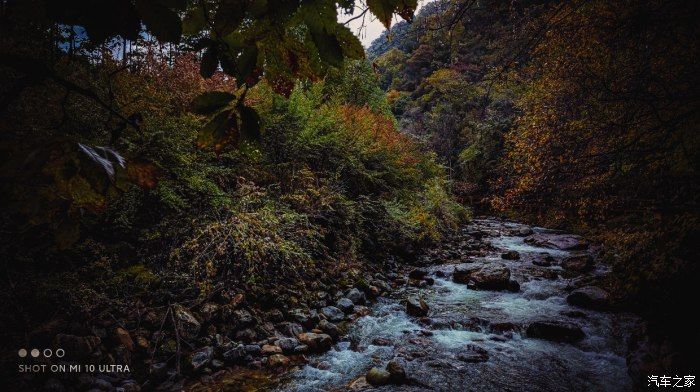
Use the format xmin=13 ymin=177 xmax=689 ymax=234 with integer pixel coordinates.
xmin=567 ymin=286 xmax=610 ymax=310
xmin=222 ymin=345 xmax=245 ymax=363
xmin=289 ymin=309 xmax=319 ymax=329
xmin=244 ymin=344 xmax=261 ymax=354
xmin=346 ymin=288 xmax=366 ymax=305
xmin=406 ymin=296 xmax=429 ymax=317
xmin=525 ymin=233 xmax=588 ymax=250
xmin=276 ymin=321 xmax=303 ymax=337
xmin=317 ymin=319 xmax=340 ymax=341
xmin=336 ymin=298 xmax=354 ymax=314
xmin=408 ymin=268 xmax=428 ymax=279
xmin=562 ymin=254 xmax=594 ymax=273
xmin=275 ymin=337 xmax=299 ymax=354
xmin=321 ymin=306 xmax=345 ymax=322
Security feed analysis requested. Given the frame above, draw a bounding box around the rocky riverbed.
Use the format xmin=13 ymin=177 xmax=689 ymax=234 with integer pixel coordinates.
xmin=191 ymin=218 xmax=640 ymax=391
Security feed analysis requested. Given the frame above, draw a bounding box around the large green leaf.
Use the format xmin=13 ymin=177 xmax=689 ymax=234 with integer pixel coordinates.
xmin=238 ymin=105 xmax=261 ymax=141
xmin=367 ymin=0 xmax=395 ymax=29
xmin=135 ymin=0 xmax=182 ymax=43
xmin=334 ymin=25 xmax=364 ymax=60
xmin=200 ymin=45 xmax=219 ymax=78
xmin=182 ymin=5 xmax=207 ymax=35
xmin=214 ymin=0 xmax=246 ymax=36
xmin=310 ymin=26 xmax=343 ymax=67
xmin=197 ymin=110 xmax=239 ymax=152
xmin=237 ymin=45 xmax=260 ymax=84
xmin=192 ymin=92 xmax=236 ymax=114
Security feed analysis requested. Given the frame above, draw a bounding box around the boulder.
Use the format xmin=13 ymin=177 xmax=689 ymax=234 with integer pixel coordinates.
xmin=408 ymin=268 xmax=428 ymax=280
xmin=297 ymin=332 xmax=332 ymax=353
xmin=566 ymin=286 xmax=610 ymax=310
xmin=406 ymin=296 xmax=429 ymax=317
xmin=526 ymin=320 xmax=585 ymax=343
xmin=172 ymin=304 xmax=201 ymax=340
xmin=525 ymin=233 xmax=588 ymax=251
xmin=222 ymin=345 xmax=245 ymax=363
xmin=562 ymin=254 xmax=594 ymax=273
xmin=321 ymin=306 xmax=345 ymax=322
xmin=453 ymin=264 xmax=482 ymax=284
xmin=468 ymin=263 xmax=512 ymax=290
xmin=507 ymin=280 xmax=520 ymax=292
xmin=501 ymin=250 xmax=520 ymax=260
xmin=365 ymin=367 xmax=391 ymax=386
xmin=386 ymin=360 xmax=406 ymax=384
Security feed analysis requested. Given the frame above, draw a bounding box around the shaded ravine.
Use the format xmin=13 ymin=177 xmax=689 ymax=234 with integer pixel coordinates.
xmin=275 ymin=218 xmax=638 ymax=391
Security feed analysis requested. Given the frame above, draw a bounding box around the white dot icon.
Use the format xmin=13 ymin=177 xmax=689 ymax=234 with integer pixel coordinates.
xmin=30 ymin=349 xmax=40 ymax=358
xmin=18 ymin=349 xmax=27 ymax=358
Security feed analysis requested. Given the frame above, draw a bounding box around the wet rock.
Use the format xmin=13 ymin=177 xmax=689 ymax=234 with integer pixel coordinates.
xmin=114 ymin=327 xmax=134 ymax=352
xmin=458 ymin=344 xmax=489 ymax=362
xmin=527 ymin=320 xmax=585 ymax=343
xmin=321 ymin=306 xmax=345 ymax=322
xmin=233 ymin=309 xmax=255 ymax=328
xmin=491 ymin=322 xmax=520 ymax=334
xmin=517 ymin=227 xmax=534 ymax=236
xmin=346 ymin=288 xmax=366 ymax=305
xmin=266 ymin=309 xmax=284 ymax=322
xmin=353 ymin=305 xmax=371 ymax=317
xmin=268 ymin=354 xmax=290 ymax=367
xmin=261 ymin=344 xmax=282 ymax=355
xmin=562 ymin=254 xmax=594 ymax=273
xmin=317 ymin=319 xmax=340 ymax=341
xmin=501 ymin=250 xmax=520 ymax=260
xmin=525 ymin=233 xmax=588 ymax=251
xmin=567 ymin=286 xmax=610 ymax=310
xmin=336 ymin=298 xmax=354 ymax=314
xmin=275 ymin=337 xmax=299 ymax=354
xmin=386 ymin=360 xmax=406 ymax=384
xmin=366 ymin=367 xmax=391 ymax=386
xmin=172 ymin=304 xmax=201 ymax=340
xmin=54 ymin=334 xmax=101 ymax=361
xmin=408 ymin=268 xmax=428 ymax=279
xmin=348 ymin=376 xmax=370 ymax=390
xmin=189 ymin=346 xmax=214 ymax=372
xmin=211 ymin=359 xmax=224 ymax=369
xmin=297 ymin=332 xmax=332 ymax=353
xmin=244 ymin=344 xmax=261 ymax=355
xmin=453 ymin=264 xmax=481 ymax=283
xmin=507 ymin=280 xmax=521 ymax=292
xmin=406 ymin=296 xmax=429 ymax=317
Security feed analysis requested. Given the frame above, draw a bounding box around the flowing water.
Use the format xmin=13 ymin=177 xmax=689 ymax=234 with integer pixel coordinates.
xmin=276 ymin=219 xmax=638 ymax=391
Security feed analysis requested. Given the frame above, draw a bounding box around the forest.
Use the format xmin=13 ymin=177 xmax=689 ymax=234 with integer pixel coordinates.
xmin=1 ymin=0 xmax=697 ymax=391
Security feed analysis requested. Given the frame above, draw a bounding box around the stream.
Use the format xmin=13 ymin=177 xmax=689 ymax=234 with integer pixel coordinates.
xmin=275 ymin=218 xmax=638 ymax=391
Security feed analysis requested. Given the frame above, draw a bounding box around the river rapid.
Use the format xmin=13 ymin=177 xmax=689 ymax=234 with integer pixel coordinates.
xmin=276 ymin=218 xmax=638 ymax=391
